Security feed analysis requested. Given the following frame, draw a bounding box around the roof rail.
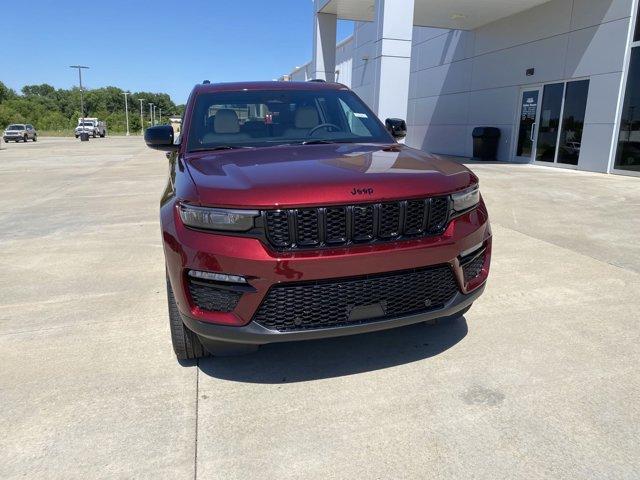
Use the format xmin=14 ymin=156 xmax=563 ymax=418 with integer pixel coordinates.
xmin=308 ymin=79 xmax=326 ymax=83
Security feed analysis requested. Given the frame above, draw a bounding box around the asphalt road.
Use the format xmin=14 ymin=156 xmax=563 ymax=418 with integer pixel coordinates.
xmin=1 ymin=137 xmax=639 ymax=479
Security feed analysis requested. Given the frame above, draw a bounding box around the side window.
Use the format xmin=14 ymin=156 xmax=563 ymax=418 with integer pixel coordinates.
xmin=26 ymin=124 xmax=33 ymax=130
xmin=338 ymin=98 xmax=372 ymax=136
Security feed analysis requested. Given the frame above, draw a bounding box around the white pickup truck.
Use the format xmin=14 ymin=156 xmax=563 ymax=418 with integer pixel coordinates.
xmin=75 ymin=118 xmax=107 ymax=138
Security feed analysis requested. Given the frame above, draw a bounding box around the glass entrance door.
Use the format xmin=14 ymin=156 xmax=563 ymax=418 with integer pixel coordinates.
xmin=533 ymin=80 xmax=590 ymax=166
xmin=515 ymin=88 xmax=542 ymax=162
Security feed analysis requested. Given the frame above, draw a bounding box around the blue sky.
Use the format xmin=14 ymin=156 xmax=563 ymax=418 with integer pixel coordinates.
xmin=2 ymin=0 xmax=354 ymax=104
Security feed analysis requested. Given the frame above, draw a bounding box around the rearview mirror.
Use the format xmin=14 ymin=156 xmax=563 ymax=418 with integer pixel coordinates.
xmin=144 ymin=125 xmax=177 ymax=152
xmin=385 ymin=118 xmax=407 ymax=140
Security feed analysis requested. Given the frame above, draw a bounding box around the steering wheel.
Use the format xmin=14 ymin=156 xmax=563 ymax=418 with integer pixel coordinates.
xmin=308 ymin=123 xmax=341 ymax=137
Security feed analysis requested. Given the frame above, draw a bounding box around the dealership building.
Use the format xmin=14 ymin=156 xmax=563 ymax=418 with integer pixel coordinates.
xmin=285 ymin=0 xmax=640 ymax=176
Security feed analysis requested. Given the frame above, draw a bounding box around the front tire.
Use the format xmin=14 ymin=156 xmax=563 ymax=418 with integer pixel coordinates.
xmin=167 ymin=276 xmax=208 ymax=360
xmin=32 ymin=135 xmax=37 ymax=142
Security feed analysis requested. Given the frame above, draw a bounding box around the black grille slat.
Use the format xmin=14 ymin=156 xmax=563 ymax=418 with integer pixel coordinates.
xmin=405 ymin=200 xmax=427 ymax=235
xmin=265 ymin=211 xmax=291 ymax=247
xmin=352 ymin=205 xmax=375 ymax=242
xmin=264 ymin=196 xmax=451 ymax=250
xmin=378 ymin=203 xmax=401 ymax=239
xmin=325 ymin=207 xmax=347 ymax=244
xmin=295 ymin=209 xmax=320 ymax=246
xmin=253 ymin=265 xmax=458 ymax=332
xmin=427 ymin=198 xmax=449 ymax=234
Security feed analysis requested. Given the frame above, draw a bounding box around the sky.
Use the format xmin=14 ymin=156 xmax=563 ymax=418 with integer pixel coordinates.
xmin=1 ymin=0 xmax=354 ymax=104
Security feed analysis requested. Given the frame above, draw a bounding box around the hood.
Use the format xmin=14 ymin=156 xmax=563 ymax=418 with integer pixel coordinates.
xmin=184 ymin=143 xmax=477 ymax=208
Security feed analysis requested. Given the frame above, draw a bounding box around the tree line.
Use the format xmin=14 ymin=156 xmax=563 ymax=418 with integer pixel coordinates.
xmin=0 ymin=81 xmax=184 ymax=135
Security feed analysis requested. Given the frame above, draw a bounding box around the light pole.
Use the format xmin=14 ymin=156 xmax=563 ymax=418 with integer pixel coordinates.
xmin=122 ymin=91 xmax=131 ymax=136
xmin=69 ymin=65 xmax=89 ymax=138
xmin=148 ymin=103 xmax=154 ymax=126
xmin=138 ymin=98 xmax=145 ymax=135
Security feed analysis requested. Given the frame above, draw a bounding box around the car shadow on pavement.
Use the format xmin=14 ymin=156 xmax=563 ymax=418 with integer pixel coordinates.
xmin=195 ymin=316 xmax=468 ymax=384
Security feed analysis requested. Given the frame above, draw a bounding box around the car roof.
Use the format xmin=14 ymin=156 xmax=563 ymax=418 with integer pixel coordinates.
xmin=192 ymin=81 xmax=350 ymax=95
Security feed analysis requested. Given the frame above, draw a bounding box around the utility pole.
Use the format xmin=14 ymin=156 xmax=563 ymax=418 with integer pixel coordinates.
xmin=69 ymin=65 xmax=89 ymax=138
xmin=149 ymin=103 xmax=154 ymax=126
xmin=123 ymin=91 xmax=131 ymax=136
xmin=138 ymin=98 xmax=145 ymax=135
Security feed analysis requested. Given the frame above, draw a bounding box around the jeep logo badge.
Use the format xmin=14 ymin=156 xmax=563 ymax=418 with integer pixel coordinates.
xmin=351 ymin=187 xmax=374 ymax=196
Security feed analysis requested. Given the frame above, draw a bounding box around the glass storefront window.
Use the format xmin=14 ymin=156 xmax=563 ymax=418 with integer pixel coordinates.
xmin=615 ymin=48 xmax=640 ymax=172
xmin=536 ymin=83 xmax=564 ymax=162
xmin=557 ymin=80 xmax=590 ymax=165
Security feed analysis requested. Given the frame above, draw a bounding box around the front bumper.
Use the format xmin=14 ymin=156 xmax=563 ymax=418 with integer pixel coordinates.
xmin=163 ymin=197 xmax=492 ymax=337
xmin=182 ymin=284 xmax=483 ymax=344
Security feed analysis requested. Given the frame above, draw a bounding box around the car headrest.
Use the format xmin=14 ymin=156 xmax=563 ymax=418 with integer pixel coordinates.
xmin=294 ymin=106 xmax=319 ymax=129
xmin=214 ymin=109 xmax=240 ymax=134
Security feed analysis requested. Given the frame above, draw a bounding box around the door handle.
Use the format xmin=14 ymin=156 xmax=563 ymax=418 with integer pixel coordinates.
xmin=530 ymin=123 xmax=536 ymax=142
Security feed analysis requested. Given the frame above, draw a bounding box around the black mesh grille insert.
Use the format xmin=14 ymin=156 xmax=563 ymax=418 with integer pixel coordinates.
xmin=263 ymin=196 xmax=450 ymax=250
xmin=295 ymin=209 xmax=319 ymax=246
xmin=265 ymin=210 xmax=290 ymax=247
xmin=253 ymin=265 xmax=459 ymax=332
xmin=325 ymin=207 xmax=347 ymax=244
xmin=405 ymin=200 xmax=427 ymax=235
xmin=379 ymin=203 xmax=401 ymax=239
xmin=352 ymin=205 xmax=375 ymax=241
xmin=428 ymin=198 xmax=450 ymax=234
xmin=188 ymin=280 xmax=241 ymax=313
xmin=462 ymin=253 xmax=485 ymax=283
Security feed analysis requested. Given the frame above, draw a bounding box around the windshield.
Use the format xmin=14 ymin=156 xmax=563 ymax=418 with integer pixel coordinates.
xmin=187 ymin=89 xmax=393 ymax=151
xmin=7 ymin=125 xmax=25 ymax=131
xmin=80 ymin=122 xmax=94 ymax=126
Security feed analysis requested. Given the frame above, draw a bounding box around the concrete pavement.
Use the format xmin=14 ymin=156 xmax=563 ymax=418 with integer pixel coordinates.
xmin=0 ymin=137 xmax=638 ymax=479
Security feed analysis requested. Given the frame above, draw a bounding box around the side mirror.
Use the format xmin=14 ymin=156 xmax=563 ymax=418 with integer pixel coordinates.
xmin=385 ymin=118 xmax=407 ymax=140
xmin=144 ymin=125 xmax=178 ymax=152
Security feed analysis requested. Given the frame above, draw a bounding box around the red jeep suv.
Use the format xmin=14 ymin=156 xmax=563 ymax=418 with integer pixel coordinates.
xmin=144 ymin=81 xmax=491 ymax=359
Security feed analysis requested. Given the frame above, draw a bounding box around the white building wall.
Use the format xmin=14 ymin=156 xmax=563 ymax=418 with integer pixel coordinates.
xmin=287 ymin=37 xmax=354 ymax=86
xmin=335 ymin=37 xmax=354 ymax=87
xmin=288 ymin=0 xmax=635 ymax=173
xmin=289 ymin=63 xmax=312 ymax=82
xmin=407 ymin=0 xmax=634 ymax=172
xmin=349 ymin=21 xmax=378 ymax=106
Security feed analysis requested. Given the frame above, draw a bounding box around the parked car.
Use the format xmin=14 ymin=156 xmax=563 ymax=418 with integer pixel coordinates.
xmin=74 ymin=118 xmax=106 ymax=138
xmin=144 ymin=81 xmax=492 ymax=359
xmin=3 ymin=124 xmax=37 ymax=142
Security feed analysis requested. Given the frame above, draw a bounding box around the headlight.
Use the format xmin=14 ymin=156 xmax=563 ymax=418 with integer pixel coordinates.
xmin=451 ymin=185 xmax=480 ymax=213
xmin=178 ymin=204 xmax=259 ymax=231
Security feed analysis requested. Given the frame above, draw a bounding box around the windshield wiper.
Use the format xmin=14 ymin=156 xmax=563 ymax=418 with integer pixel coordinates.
xmin=191 ymin=145 xmax=253 ymax=152
xmin=301 ymin=139 xmax=354 ymax=145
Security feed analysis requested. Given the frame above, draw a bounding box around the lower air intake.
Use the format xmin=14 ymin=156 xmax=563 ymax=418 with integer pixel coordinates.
xmin=253 ymin=265 xmax=459 ymax=332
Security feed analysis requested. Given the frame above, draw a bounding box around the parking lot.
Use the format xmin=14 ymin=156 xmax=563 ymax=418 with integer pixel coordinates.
xmin=1 ymin=136 xmax=639 ymax=479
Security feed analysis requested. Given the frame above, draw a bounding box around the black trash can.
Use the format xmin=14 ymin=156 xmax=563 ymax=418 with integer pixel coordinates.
xmin=80 ymin=132 xmax=90 ymax=142
xmin=472 ymin=127 xmax=501 ymax=160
